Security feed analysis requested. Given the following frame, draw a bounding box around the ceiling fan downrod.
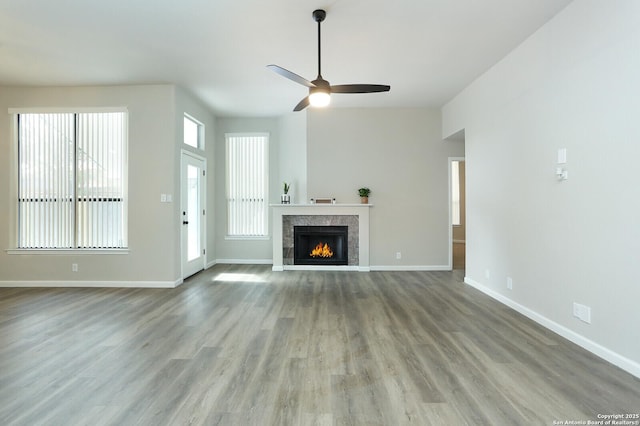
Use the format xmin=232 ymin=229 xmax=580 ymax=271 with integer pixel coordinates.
xmin=313 ymin=9 xmax=326 ymax=79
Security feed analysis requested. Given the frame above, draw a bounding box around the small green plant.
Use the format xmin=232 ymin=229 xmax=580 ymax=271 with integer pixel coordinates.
xmin=283 ymin=182 xmax=290 ymax=194
xmin=358 ymin=187 xmax=371 ymax=197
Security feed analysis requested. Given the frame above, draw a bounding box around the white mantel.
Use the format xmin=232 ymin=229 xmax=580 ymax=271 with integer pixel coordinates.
xmin=271 ymin=204 xmax=372 ymax=271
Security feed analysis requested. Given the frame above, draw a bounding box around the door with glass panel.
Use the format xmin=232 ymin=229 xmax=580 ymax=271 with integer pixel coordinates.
xmin=181 ymin=152 xmax=206 ymax=278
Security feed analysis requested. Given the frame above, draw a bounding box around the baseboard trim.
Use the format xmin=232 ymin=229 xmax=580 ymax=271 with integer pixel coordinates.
xmin=0 ymin=279 xmax=183 ymax=289
xmin=272 ymin=265 xmax=449 ymax=272
xmin=215 ymin=258 xmax=272 ymax=265
xmin=464 ymin=276 xmax=640 ymax=379
xmin=283 ymin=265 xmax=361 ymax=272
xmin=371 ymin=265 xmax=450 ymax=272
xmin=206 ymin=260 xmax=217 ymax=269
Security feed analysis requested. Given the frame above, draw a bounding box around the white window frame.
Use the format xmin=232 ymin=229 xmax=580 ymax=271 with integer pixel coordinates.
xmin=8 ymin=107 xmax=129 ymax=254
xmin=225 ymin=132 xmax=269 ymax=239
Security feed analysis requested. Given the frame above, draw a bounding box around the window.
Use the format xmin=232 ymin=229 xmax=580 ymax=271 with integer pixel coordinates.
xmin=184 ymin=114 xmax=203 ymax=149
xmin=16 ymin=110 xmax=127 ymax=249
xmin=225 ymin=133 xmax=269 ymax=237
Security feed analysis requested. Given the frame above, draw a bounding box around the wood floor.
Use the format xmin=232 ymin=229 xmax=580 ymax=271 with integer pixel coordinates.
xmin=1 ymin=265 xmax=638 ymax=425
xmin=452 ymin=242 xmax=465 ymax=270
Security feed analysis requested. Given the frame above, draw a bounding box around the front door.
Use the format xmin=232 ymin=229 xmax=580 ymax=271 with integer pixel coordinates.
xmin=181 ymin=151 xmax=206 ymax=278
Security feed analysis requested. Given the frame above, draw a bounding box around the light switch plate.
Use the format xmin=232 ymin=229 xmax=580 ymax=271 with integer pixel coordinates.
xmin=557 ymin=148 xmax=567 ymax=164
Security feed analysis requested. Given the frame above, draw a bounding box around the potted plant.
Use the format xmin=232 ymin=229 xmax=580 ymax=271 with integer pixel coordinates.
xmin=358 ymin=187 xmax=371 ymax=204
xmin=281 ymin=182 xmax=291 ymax=204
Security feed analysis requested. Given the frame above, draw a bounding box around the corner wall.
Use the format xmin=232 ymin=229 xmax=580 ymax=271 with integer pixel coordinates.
xmin=175 ymin=88 xmax=217 ymax=269
xmin=442 ymin=0 xmax=640 ymax=375
xmin=278 ymin=113 xmax=307 ymax=205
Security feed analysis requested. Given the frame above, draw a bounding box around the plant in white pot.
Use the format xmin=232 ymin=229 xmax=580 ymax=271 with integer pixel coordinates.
xmin=281 ymin=182 xmax=291 ymax=204
xmin=358 ymin=187 xmax=371 ymax=204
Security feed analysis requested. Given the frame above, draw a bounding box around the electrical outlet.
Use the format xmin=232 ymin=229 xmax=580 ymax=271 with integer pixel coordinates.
xmin=485 ymin=269 xmax=491 ymax=279
xmin=506 ymin=277 xmax=513 ymax=290
xmin=72 ymin=263 xmax=78 ymax=272
xmin=573 ymin=303 xmax=591 ymax=324
xmin=396 ymin=252 xmax=401 ymax=260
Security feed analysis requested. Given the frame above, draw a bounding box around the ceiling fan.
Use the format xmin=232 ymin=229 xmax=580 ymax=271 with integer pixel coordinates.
xmin=268 ymin=9 xmax=391 ymax=112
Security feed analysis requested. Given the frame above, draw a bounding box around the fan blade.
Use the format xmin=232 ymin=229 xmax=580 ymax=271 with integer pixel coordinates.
xmin=330 ymin=84 xmax=391 ymax=94
xmin=293 ymin=96 xmax=310 ymax=112
xmin=267 ymin=65 xmax=315 ymax=88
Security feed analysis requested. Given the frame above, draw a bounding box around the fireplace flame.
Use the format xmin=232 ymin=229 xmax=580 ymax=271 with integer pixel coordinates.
xmin=310 ymin=242 xmax=334 ymax=258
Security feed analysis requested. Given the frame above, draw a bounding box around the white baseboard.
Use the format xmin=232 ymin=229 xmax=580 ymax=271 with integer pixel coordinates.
xmin=271 ymin=264 xmax=447 ymax=272
xmin=206 ymin=260 xmax=217 ymax=269
xmin=273 ymin=266 xmax=371 ymax=272
xmin=0 ymin=279 xmax=183 ymax=289
xmin=281 ymin=265 xmax=362 ymax=272
xmin=215 ymin=258 xmax=272 ymax=265
xmin=464 ymin=276 xmax=640 ymax=379
xmin=371 ymin=265 xmax=450 ymax=272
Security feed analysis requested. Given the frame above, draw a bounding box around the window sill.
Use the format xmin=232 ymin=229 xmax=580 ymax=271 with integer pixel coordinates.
xmin=6 ymin=249 xmax=130 ymax=255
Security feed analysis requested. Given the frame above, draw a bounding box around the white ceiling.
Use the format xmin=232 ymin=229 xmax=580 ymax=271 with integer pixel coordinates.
xmin=0 ymin=0 xmax=572 ymax=117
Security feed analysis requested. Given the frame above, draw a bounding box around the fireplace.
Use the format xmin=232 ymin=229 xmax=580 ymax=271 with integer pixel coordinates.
xmin=294 ymin=226 xmax=348 ymax=265
xmin=272 ymin=205 xmax=370 ymax=271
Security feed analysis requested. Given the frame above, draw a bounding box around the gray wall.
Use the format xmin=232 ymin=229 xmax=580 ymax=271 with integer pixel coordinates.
xmin=213 ymin=117 xmax=281 ymax=263
xmin=0 ymin=84 xmax=214 ymax=286
xmin=278 ymin=113 xmax=307 ymax=205
xmin=442 ymin=0 xmax=640 ymax=374
xmin=212 ymin=109 xmax=462 ymax=269
xmin=307 ymin=108 xmax=464 ymax=268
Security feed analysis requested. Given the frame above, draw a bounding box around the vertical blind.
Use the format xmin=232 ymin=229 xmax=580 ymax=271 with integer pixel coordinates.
xmin=17 ymin=112 xmax=127 ymax=249
xmin=18 ymin=114 xmax=75 ymax=248
xmin=226 ymin=133 xmax=268 ymax=237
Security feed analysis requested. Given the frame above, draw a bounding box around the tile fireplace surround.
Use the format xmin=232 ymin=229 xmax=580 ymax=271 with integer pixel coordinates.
xmin=271 ymin=204 xmax=372 ymax=271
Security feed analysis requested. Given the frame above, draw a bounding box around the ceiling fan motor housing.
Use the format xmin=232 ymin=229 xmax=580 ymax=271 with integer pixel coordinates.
xmin=312 ymin=9 xmax=326 ymax=22
xmin=311 ymin=78 xmax=330 ymax=92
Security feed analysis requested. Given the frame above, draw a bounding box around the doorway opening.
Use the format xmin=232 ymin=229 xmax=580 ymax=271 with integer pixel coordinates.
xmin=450 ymin=158 xmax=466 ymax=270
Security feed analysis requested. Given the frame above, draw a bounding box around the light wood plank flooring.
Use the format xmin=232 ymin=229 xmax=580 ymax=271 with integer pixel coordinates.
xmin=1 ymin=265 xmax=638 ymax=425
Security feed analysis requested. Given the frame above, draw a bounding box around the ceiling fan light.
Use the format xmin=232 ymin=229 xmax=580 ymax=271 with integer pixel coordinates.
xmin=309 ymin=91 xmax=331 ymax=107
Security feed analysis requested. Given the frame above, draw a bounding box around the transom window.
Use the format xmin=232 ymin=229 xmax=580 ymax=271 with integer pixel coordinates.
xmin=15 ymin=110 xmax=128 ymax=249
xmin=184 ymin=114 xmax=203 ymax=149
